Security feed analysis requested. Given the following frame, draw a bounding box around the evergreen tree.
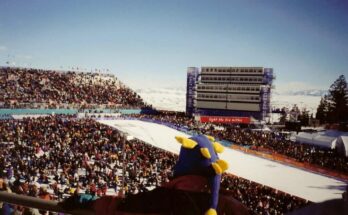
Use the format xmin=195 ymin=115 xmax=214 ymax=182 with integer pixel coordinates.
xmin=299 ymin=108 xmax=310 ymax=126
xmin=316 ymin=95 xmax=329 ymax=123
xmin=279 ymin=107 xmax=288 ymax=125
xmin=327 ymin=75 xmax=348 ymax=122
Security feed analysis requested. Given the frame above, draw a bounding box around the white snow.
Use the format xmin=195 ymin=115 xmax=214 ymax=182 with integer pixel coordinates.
xmin=98 ymin=119 xmax=347 ymax=203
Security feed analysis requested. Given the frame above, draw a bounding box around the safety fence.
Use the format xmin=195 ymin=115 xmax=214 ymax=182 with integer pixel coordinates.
xmin=0 ymin=108 xmax=157 ymax=120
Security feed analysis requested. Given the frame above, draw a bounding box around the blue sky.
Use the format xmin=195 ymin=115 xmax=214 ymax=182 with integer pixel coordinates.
xmin=0 ymin=0 xmax=347 ymax=89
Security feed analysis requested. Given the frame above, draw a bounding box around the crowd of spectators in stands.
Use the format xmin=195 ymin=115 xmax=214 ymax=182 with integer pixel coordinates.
xmin=131 ymin=112 xmax=348 ymax=174
xmin=221 ymin=175 xmax=309 ymax=215
xmin=129 ymin=111 xmax=197 ymax=129
xmin=0 ymin=116 xmax=174 ymax=198
xmin=0 ymin=116 xmax=309 ymax=214
xmin=0 ymin=67 xmax=146 ymax=109
xmin=218 ymin=127 xmax=348 ymax=173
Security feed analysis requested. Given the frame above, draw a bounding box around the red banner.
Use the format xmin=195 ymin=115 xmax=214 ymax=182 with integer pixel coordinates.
xmin=200 ymin=116 xmax=251 ymax=124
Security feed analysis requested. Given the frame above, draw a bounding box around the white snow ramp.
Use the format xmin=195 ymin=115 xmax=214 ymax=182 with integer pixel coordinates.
xmin=99 ymin=119 xmax=347 ymax=203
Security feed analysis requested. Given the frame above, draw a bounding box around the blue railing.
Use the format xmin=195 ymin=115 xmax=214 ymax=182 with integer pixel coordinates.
xmin=0 ymin=109 xmax=77 ymax=115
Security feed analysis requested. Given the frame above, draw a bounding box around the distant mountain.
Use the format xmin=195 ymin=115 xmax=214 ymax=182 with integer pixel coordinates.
xmin=135 ymin=88 xmax=186 ymax=111
xmin=271 ymin=89 xmax=325 ymax=113
xmin=273 ymin=89 xmax=326 ymax=97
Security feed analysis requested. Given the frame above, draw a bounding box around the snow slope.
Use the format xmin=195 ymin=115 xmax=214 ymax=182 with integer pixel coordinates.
xmin=99 ymin=119 xmax=347 ymax=203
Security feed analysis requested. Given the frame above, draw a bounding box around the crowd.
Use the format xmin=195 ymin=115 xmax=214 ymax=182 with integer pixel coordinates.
xmin=130 ymin=112 xmax=348 ymax=174
xmin=221 ymin=175 xmax=309 ymax=215
xmin=0 ymin=116 xmax=175 ymax=199
xmin=129 ymin=111 xmax=197 ymax=129
xmin=0 ymin=67 xmax=146 ymax=109
xmin=0 ymin=116 xmax=310 ymax=214
xmin=209 ymin=126 xmax=348 ymax=173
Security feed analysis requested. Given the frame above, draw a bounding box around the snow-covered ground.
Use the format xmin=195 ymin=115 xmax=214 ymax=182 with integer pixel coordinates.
xmin=99 ymin=119 xmax=347 ymax=203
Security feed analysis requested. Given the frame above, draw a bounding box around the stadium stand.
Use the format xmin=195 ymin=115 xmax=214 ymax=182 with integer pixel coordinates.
xmin=0 ymin=116 xmax=309 ymax=214
xmin=0 ymin=67 xmax=146 ymax=109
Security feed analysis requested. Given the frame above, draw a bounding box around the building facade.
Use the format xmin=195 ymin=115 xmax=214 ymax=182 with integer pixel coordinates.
xmin=186 ymin=67 xmax=274 ymax=122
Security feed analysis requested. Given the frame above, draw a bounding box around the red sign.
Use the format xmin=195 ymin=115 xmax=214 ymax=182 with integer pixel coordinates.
xmin=200 ymin=116 xmax=251 ymax=124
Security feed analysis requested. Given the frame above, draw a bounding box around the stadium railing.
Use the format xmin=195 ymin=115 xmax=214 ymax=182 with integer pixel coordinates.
xmin=0 ymin=191 xmax=94 ymax=215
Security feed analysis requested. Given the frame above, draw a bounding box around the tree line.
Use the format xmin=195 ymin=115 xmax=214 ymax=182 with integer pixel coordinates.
xmin=316 ymin=75 xmax=348 ymax=125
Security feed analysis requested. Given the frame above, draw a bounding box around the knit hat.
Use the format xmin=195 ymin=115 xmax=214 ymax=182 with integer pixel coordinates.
xmin=174 ymin=135 xmax=228 ymax=215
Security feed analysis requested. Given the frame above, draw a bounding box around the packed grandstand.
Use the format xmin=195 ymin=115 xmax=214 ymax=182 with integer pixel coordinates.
xmin=0 ymin=67 xmax=347 ymax=214
xmin=0 ymin=67 xmax=146 ymax=109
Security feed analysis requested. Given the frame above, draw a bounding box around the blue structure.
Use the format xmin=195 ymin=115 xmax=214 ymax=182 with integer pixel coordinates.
xmin=186 ymin=67 xmax=200 ymax=116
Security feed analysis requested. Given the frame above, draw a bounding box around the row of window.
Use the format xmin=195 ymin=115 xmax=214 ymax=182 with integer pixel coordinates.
xmin=197 ymin=85 xmax=260 ymax=92
xmin=197 ymin=93 xmax=260 ymax=101
xmin=201 ymin=76 xmax=263 ymax=82
xmin=202 ymin=68 xmax=263 ymax=73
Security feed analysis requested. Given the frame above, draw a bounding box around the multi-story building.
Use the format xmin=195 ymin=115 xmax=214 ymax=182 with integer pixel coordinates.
xmin=186 ymin=67 xmax=274 ymax=123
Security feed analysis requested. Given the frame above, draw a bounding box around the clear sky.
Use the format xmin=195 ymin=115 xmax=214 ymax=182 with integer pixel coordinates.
xmin=0 ymin=0 xmax=347 ymax=89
